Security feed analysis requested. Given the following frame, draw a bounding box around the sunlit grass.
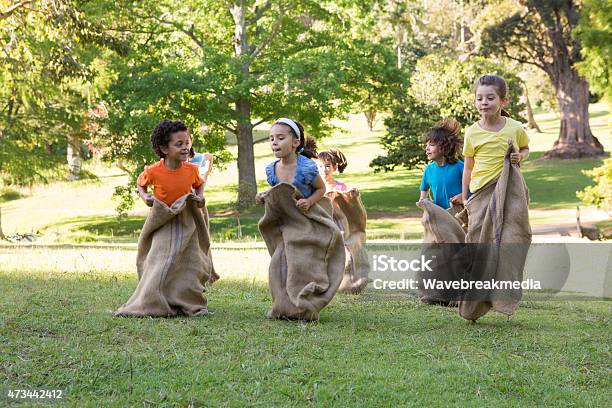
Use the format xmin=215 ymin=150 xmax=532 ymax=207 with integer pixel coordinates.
xmin=1 ymin=246 xmax=610 ymax=406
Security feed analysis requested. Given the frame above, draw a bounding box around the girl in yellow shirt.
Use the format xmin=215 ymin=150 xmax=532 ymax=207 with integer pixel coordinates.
xmin=462 ymin=75 xmax=530 ymax=202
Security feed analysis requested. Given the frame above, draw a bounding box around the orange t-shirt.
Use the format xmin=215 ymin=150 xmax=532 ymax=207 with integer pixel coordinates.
xmin=137 ymin=160 xmax=204 ymax=206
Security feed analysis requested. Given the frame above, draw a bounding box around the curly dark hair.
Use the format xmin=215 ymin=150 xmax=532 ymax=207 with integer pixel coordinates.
xmin=317 ymin=148 xmax=348 ymax=173
xmin=424 ymin=118 xmax=463 ymax=164
xmin=150 ymin=120 xmax=189 ymax=159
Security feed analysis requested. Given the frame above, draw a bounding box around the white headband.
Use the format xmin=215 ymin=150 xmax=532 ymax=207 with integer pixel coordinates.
xmin=275 ymin=118 xmax=301 ymax=139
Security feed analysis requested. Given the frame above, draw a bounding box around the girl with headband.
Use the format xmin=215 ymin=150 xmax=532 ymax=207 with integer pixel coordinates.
xmin=257 ymin=118 xmax=344 ymax=321
xmin=256 ymin=118 xmax=325 ymax=212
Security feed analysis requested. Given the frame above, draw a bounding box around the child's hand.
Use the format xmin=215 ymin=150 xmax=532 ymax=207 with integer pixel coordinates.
xmin=142 ymin=194 xmax=154 ymax=207
xmin=255 ymin=192 xmax=266 ymax=204
xmin=450 ymin=194 xmax=463 ymax=205
xmin=195 ymin=196 xmax=206 ymax=208
xmin=296 ymin=198 xmax=312 ymax=212
xmin=510 ymin=152 xmax=521 ymax=165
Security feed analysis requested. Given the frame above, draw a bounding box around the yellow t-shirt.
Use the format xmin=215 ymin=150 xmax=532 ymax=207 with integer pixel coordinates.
xmin=463 ymin=117 xmax=529 ymax=193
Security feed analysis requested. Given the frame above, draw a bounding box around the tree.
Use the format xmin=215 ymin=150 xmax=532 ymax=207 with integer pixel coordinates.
xmin=372 ymin=55 xmax=524 ymax=171
xmin=410 ymin=55 xmax=525 ymax=124
xmin=575 ymin=0 xmax=612 ymax=103
xmin=479 ymin=0 xmax=605 ymax=159
xmin=98 ymin=0 xmax=399 ymax=208
xmin=577 ymin=159 xmax=612 ymax=215
xmin=342 ymin=1 xmax=424 ymax=130
xmin=350 ymin=39 xmax=411 ymax=131
xmin=370 ymin=95 xmax=439 ymax=172
xmin=0 ymin=0 xmax=125 ymax=237
xmin=522 ymin=82 xmax=541 ymax=132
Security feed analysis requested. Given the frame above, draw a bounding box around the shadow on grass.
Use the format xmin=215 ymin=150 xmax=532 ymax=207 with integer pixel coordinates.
xmin=0 ymin=188 xmax=24 ymax=203
xmin=41 ymin=214 xmax=263 ymax=243
xmin=523 ymin=152 xmax=604 ymax=209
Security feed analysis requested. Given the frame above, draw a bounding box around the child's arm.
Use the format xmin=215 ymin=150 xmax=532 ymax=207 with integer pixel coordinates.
xmin=296 ymin=175 xmax=326 ymax=212
xmin=418 ymin=168 xmax=429 ymax=202
xmin=462 ymin=156 xmax=474 ymax=204
xmin=137 ymin=185 xmax=154 ymax=207
xmin=200 ymin=153 xmax=214 ymax=186
xmin=510 ymin=146 xmax=529 ymax=165
xmin=194 ymin=184 xmax=205 ymax=208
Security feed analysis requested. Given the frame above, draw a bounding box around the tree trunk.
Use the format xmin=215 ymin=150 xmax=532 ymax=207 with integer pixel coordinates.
xmin=544 ymin=72 xmax=604 ymax=159
xmin=0 ymin=206 xmax=5 ymax=240
xmin=67 ymin=133 xmax=82 ymax=180
xmin=524 ymin=84 xmax=541 ymax=132
xmin=364 ymin=109 xmax=377 ymax=131
xmin=231 ymin=1 xmax=257 ymax=208
xmin=235 ymin=99 xmax=257 ymax=209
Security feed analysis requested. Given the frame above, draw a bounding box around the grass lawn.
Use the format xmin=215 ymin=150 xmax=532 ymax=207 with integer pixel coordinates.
xmin=1 ymin=247 xmax=610 ymax=406
xmin=1 ymin=103 xmax=610 ymax=242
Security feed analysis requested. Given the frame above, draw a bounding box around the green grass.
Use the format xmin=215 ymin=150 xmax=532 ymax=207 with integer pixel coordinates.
xmin=38 ymin=215 xmax=264 ymax=244
xmin=0 ymin=247 xmax=610 ymax=406
xmin=522 ymin=152 xmax=606 ymax=210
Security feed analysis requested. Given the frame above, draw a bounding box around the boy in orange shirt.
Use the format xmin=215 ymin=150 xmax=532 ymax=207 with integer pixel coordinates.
xmin=137 ymin=120 xmax=205 ymax=208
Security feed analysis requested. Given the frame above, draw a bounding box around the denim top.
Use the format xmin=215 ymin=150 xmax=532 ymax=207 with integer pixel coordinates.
xmin=265 ymin=154 xmax=319 ymax=198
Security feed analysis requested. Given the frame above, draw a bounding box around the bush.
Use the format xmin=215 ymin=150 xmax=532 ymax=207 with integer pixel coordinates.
xmin=370 ymin=95 xmax=440 ymax=172
xmin=577 ymin=158 xmax=612 ymax=214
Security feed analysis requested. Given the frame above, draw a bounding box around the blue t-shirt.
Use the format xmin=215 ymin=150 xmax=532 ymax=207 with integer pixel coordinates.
xmin=419 ymin=160 xmax=464 ymax=209
xmin=265 ymin=154 xmax=319 ymax=198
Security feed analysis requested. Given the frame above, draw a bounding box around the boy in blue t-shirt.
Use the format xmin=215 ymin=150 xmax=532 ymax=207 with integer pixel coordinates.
xmin=419 ymin=118 xmax=464 ymax=209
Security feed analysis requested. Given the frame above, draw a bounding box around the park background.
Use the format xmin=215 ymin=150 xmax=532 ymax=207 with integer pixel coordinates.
xmin=1 ymin=0 xmax=611 ymax=406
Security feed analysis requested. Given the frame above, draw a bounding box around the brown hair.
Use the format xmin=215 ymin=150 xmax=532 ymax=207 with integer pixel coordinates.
xmin=273 ymin=119 xmax=318 ymax=159
xmin=301 ymin=136 xmax=318 ymax=159
xmin=474 ymin=74 xmax=510 ymax=117
xmin=424 ymin=118 xmax=463 ymax=164
xmin=318 ymin=149 xmax=348 ymax=173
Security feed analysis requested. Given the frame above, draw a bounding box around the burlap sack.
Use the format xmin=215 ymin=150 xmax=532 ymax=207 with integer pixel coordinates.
xmin=457 ymin=141 xmax=532 ymax=321
xmin=416 ymin=199 xmax=467 ymax=304
xmin=327 ymin=189 xmax=370 ymax=294
xmin=115 ymin=194 xmax=218 ymax=317
xmin=258 ymin=183 xmax=345 ymax=321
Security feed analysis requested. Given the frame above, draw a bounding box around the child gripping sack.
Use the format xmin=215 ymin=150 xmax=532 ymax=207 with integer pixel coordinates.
xmin=115 ymin=120 xmax=218 ymax=317
xmin=257 ymin=118 xmax=344 ymax=321
xmin=458 ymin=75 xmax=532 ymax=321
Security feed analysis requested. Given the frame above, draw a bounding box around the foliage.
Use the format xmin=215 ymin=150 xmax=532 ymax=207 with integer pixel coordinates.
xmin=0 ymin=0 xmax=125 ymax=186
xmin=478 ymin=1 xmax=581 ymax=80
xmin=349 ymin=38 xmax=411 ymax=128
xmin=577 ymin=158 xmax=612 ymax=214
xmin=89 ymin=0 xmax=410 ymax=211
xmin=370 ymin=95 xmax=439 ymax=172
xmin=575 ymin=0 xmax=612 ymax=102
xmin=372 ymin=56 xmax=525 ymax=171
xmin=410 ymin=55 xmax=525 ymax=125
